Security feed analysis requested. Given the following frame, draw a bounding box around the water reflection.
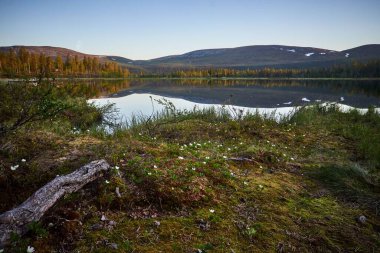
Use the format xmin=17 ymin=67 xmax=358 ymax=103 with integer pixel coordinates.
xmin=75 ymin=78 xmax=380 ymax=108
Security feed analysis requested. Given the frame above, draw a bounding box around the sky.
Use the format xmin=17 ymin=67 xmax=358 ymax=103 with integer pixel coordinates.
xmin=0 ymin=0 xmax=380 ymax=60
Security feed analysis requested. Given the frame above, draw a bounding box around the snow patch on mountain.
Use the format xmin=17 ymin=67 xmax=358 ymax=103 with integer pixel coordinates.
xmin=305 ymin=53 xmax=314 ymax=57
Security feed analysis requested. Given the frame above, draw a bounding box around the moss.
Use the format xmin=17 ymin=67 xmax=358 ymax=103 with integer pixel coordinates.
xmin=1 ymin=105 xmax=380 ymax=252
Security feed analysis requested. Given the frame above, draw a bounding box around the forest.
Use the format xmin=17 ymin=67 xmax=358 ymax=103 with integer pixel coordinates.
xmin=0 ymin=48 xmax=130 ymax=78
xmin=146 ymin=60 xmax=380 ymax=78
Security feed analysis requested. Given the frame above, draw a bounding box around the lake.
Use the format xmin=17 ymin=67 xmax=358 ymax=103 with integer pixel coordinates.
xmin=82 ymin=79 xmax=380 ymax=122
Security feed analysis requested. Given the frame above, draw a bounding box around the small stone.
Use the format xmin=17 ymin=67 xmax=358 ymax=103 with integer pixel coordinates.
xmin=101 ymin=214 xmax=108 ymax=221
xmin=358 ymin=215 xmax=367 ymax=224
xmin=108 ymin=243 xmax=118 ymax=249
xmin=197 ymin=219 xmax=211 ymax=231
xmin=90 ymin=223 xmax=103 ymax=231
xmin=109 ymin=220 xmax=117 ymax=226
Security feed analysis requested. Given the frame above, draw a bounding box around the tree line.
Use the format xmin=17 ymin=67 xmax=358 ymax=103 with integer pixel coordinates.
xmin=141 ymin=60 xmax=380 ymax=78
xmin=0 ymin=48 xmax=130 ymax=78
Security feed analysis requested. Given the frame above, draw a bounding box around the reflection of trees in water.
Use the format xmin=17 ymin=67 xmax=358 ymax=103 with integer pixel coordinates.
xmin=133 ymin=79 xmax=380 ymax=98
xmin=55 ymin=78 xmax=380 ymax=98
xmin=55 ymin=79 xmax=131 ymax=98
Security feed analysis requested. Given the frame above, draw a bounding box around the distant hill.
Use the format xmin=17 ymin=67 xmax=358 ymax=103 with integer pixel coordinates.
xmin=137 ymin=44 xmax=380 ymax=70
xmin=1 ymin=44 xmax=380 ymax=72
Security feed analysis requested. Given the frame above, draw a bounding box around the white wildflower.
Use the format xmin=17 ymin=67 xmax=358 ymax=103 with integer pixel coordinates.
xmin=105 ymin=180 xmax=110 ymax=184
xmin=205 ymin=156 xmax=210 ymax=160
xmin=153 ymin=165 xmax=158 ymax=169
xmin=244 ymin=181 xmax=248 ymax=185
xmin=223 ymin=156 xmax=227 ymax=159
xmin=148 ymin=172 xmax=152 ymax=175
xmin=203 ymin=161 xmax=206 ymax=164
xmin=21 ymin=159 xmax=26 ymax=162
xmin=27 ymin=246 xmax=35 ymax=253
xmin=114 ymin=166 xmax=120 ymax=170
xmin=209 ymin=209 xmax=215 ymax=213
xmin=178 ymin=156 xmax=184 ymax=160
xmin=11 ymin=165 xmax=19 ymax=171
xmin=192 ymin=167 xmax=196 ymax=171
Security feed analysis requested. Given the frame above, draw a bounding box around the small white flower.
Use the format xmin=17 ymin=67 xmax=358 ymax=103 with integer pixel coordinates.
xmin=244 ymin=181 xmax=248 ymax=185
xmin=259 ymin=165 xmax=263 ymax=169
xmin=258 ymin=184 xmax=264 ymax=189
xmin=205 ymin=156 xmax=210 ymax=160
xmin=153 ymin=165 xmax=158 ymax=169
xmin=114 ymin=166 xmax=120 ymax=170
xmin=147 ymin=172 xmax=152 ymax=175
xmin=27 ymin=246 xmax=35 ymax=253
xmin=11 ymin=165 xmax=19 ymax=171
xmin=209 ymin=209 xmax=215 ymax=213
xmin=227 ymin=148 xmax=231 ymax=151
xmin=192 ymin=167 xmax=196 ymax=171
xmin=203 ymin=161 xmax=206 ymax=164
xmin=105 ymin=180 xmax=110 ymax=184
xmin=290 ymin=157 xmax=295 ymax=161
xmin=223 ymin=156 xmax=227 ymax=159
xmin=21 ymin=159 xmax=26 ymax=162
xmin=178 ymin=156 xmax=184 ymax=160
xmin=230 ymin=172 xmax=234 ymax=176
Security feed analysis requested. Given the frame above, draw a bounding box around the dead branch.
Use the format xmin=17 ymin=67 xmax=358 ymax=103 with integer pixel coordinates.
xmin=0 ymin=159 xmax=110 ymax=246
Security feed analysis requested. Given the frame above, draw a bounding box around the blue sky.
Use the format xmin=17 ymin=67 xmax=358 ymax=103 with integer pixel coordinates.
xmin=1 ymin=0 xmax=379 ymax=60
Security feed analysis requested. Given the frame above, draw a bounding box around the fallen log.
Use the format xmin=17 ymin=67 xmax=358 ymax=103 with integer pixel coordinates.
xmin=0 ymin=159 xmax=110 ymax=246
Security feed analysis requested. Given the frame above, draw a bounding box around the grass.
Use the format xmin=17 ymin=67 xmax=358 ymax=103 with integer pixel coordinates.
xmin=0 ymin=91 xmax=380 ymax=252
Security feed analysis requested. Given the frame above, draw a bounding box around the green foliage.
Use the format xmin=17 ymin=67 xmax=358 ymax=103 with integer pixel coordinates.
xmin=27 ymin=221 xmax=48 ymax=238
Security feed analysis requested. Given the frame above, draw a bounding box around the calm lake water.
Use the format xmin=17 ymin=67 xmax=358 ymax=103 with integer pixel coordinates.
xmin=82 ymin=78 xmax=380 ymax=122
xmin=82 ymin=79 xmax=380 ymax=122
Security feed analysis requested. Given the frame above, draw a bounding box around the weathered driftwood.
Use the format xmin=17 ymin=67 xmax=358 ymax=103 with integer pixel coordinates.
xmin=0 ymin=159 xmax=110 ymax=246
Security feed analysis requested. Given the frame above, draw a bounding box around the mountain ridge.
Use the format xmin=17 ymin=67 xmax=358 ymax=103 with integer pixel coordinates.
xmin=1 ymin=44 xmax=380 ymax=72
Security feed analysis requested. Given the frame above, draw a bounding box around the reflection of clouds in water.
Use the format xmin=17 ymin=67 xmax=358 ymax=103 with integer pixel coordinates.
xmin=90 ymin=93 xmax=379 ymax=125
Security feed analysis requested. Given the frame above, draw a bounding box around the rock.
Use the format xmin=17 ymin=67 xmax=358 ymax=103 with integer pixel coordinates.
xmin=197 ymin=219 xmax=210 ymax=231
xmin=90 ymin=223 xmax=103 ymax=231
xmin=357 ymin=215 xmax=367 ymax=224
xmin=108 ymin=243 xmax=118 ymax=249
xmin=109 ymin=220 xmax=117 ymax=226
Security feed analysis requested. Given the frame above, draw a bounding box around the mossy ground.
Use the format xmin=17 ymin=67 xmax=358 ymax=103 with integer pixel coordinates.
xmin=1 ymin=105 xmax=379 ymax=252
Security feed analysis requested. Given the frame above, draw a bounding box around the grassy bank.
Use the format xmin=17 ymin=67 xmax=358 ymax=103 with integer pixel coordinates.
xmin=0 ymin=84 xmax=379 ymax=252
